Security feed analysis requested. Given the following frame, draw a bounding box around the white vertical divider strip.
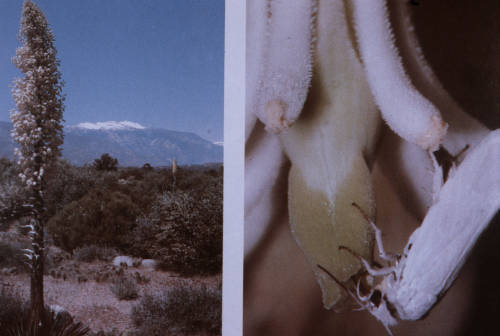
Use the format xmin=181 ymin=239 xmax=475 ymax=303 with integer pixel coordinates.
xmin=223 ymin=1 xmax=245 ymax=335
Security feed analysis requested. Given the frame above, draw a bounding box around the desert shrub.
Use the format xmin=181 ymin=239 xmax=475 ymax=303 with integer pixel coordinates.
xmin=0 ymin=287 xmax=28 ymax=329
xmin=93 ymin=245 xmax=118 ymax=262
xmin=0 ymin=158 xmax=28 ymax=227
xmin=175 ymin=168 xmax=209 ymax=192
xmin=116 ymin=179 xmax=156 ymax=215
xmin=119 ymin=167 xmax=144 ymax=181
xmin=142 ymin=163 xmax=153 ymax=171
xmin=0 ymin=289 xmax=89 ymax=336
xmin=44 ymin=246 xmax=71 ymax=275
xmin=131 ymin=284 xmax=221 ymax=335
xmin=0 ymin=236 xmax=57 ymax=275
xmin=130 ymin=215 xmax=157 ymax=259
xmin=87 ymin=329 xmax=122 ymax=336
xmin=47 ymin=188 xmax=139 ymax=252
xmin=110 ymin=276 xmax=138 ymax=301
xmin=131 ymin=187 xmax=222 ymax=275
xmin=73 ymin=246 xmax=96 ymax=263
xmin=44 ymin=160 xmax=96 ymax=218
xmin=93 ymin=153 xmax=118 ymax=171
xmin=74 ymin=245 xmax=118 ymax=263
xmin=0 ymin=240 xmax=30 ymax=272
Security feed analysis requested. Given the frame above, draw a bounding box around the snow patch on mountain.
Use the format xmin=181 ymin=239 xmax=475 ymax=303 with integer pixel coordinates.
xmin=74 ymin=121 xmax=146 ymax=131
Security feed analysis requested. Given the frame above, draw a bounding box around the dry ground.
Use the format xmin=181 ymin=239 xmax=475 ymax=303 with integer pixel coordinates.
xmin=0 ymin=230 xmax=221 ymax=335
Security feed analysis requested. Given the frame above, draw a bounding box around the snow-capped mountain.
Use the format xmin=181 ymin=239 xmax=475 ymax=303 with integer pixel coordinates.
xmin=0 ymin=121 xmax=222 ymax=166
xmin=73 ymin=121 xmax=146 ymax=131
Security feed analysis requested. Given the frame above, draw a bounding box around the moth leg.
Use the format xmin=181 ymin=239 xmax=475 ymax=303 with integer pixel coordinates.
xmin=317 ymin=264 xmax=367 ymax=311
xmin=355 ymin=279 xmax=371 ymax=303
xmin=352 ymin=280 xmax=373 ymax=311
xmin=351 ymin=202 xmax=397 ymax=263
xmin=339 ymin=246 xmax=396 ymax=277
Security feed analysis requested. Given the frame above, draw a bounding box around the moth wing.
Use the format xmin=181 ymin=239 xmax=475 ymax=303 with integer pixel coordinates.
xmin=393 ymin=130 xmax=500 ymax=320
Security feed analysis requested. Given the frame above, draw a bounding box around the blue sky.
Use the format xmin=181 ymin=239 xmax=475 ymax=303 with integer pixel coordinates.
xmin=0 ymin=0 xmax=224 ymax=143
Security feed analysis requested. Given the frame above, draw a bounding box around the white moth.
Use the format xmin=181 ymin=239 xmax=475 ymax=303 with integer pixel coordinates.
xmin=320 ymin=131 xmax=500 ymax=334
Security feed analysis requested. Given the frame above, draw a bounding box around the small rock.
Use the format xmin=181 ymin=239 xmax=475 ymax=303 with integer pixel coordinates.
xmin=112 ymin=255 xmax=133 ymax=267
xmin=141 ymin=259 xmax=157 ymax=269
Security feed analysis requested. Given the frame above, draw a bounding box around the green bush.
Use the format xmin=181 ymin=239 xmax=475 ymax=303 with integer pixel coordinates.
xmin=132 ymin=186 xmax=222 ymax=275
xmin=131 ymin=284 xmax=221 ymax=335
xmin=47 ymin=188 xmax=139 ymax=252
xmin=41 ymin=162 xmax=222 ymax=273
xmin=93 ymin=153 xmax=118 ymax=171
xmin=44 ymin=160 xmax=96 ymax=218
xmin=73 ymin=245 xmax=118 ymax=263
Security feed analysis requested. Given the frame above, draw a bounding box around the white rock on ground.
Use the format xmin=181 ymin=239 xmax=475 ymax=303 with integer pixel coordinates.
xmin=112 ymin=256 xmax=133 ymax=267
xmin=141 ymin=259 xmax=157 ymax=269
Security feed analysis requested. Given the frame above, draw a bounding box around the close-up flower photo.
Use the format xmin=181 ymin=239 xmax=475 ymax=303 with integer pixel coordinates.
xmin=243 ymin=0 xmax=499 ymax=335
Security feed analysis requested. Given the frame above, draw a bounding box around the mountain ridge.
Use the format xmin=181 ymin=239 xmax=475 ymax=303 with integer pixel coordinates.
xmin=0 ymin=121 xmax=222 ymax=166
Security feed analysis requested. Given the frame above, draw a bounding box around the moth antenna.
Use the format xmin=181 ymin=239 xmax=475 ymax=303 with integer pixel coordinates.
xmin=351 ymin=202 xmax=370 ymax=222
xmin=339 ymin=245 xmax=363 ymax=261
xmin=317 ymin=264 xmax=366 ymax=310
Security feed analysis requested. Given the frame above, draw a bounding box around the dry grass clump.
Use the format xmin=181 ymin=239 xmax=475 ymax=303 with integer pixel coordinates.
xmin=110 ymin=276 xmax=139 ymax=301
xmin=131 ymin=283 xmax=221 ymax=335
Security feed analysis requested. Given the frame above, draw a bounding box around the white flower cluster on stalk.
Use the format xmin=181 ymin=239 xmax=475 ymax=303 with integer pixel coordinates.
xmin=9 ymin=1 xmax=65 ymax=328
xmin=10 ymin=0 xmax=64 ymax=189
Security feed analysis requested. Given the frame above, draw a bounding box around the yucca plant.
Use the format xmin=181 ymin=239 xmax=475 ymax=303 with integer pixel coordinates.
xmin=10 ymin=0 xmax=65 ymax=330
xmin=4 ymin=308 xmax=89 ymax=336
xmin=172 ymin=158 xmax=178 ymax=191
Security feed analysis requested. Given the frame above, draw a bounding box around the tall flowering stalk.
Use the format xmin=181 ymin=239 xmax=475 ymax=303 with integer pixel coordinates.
xmin=172 ymin=158 xmax=178 ymax=191
xmin=10 ymin=0 xmax=65 ymax=329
